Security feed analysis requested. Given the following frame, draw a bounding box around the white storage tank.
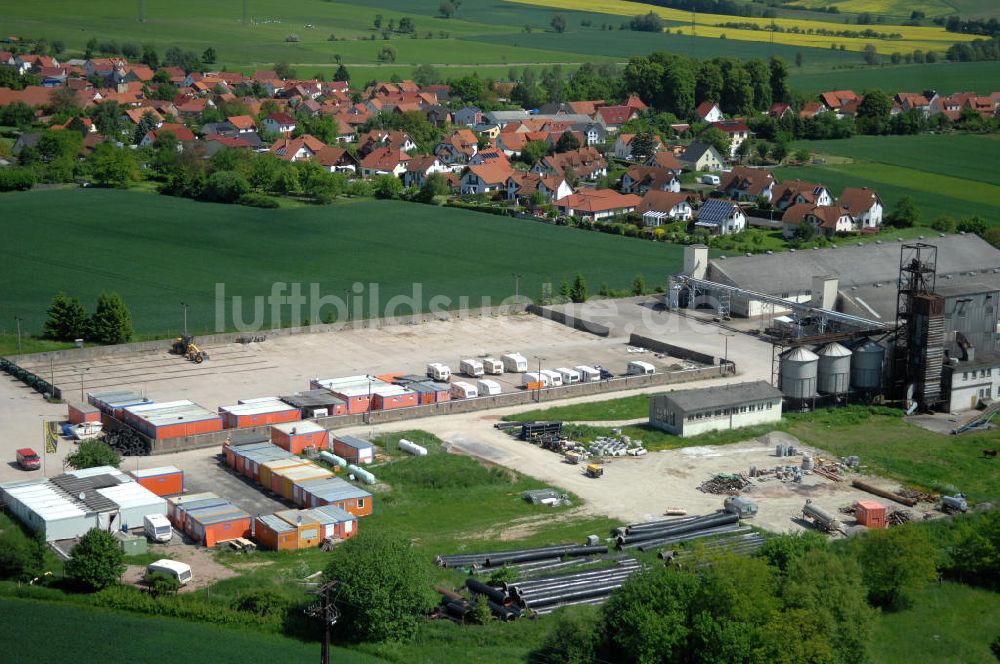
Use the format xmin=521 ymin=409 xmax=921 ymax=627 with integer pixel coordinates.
xmin=450 ymin=381 xmax=479 ymax=399
xmin=476 ymin=379 xmax=502 ymax=396
xmin=398 ymin=438 xmax=428 ymax=456
xmin=482 ymin=358 xmax=504 ymax=375
xmin=851 ymin=341 xmax=885 ymax=392
xmin=779 ymin=347 xmax=818 ymax=399
xmin=427 ymin=363 xmax=451 ymax=381
xmin=556 ymin=367 xmax=581 ymax=384
xmin=627 ymin=360 xmax=655 ymax=376
xmin=502 ymin=353 xmax=528 ymax=373
xmin=817 ymin=342 xmax=851 ymax=394
xmin=540 ymin=369 xmax=563 ymax=387
xmin=574 ymin=365 xmax=601 ymax=382
xmin=460 ymin=359 xmax=484 ymax=377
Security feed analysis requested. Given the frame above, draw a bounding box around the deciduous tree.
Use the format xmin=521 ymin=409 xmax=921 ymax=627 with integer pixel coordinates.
xmin=66 ymin=529 xmax=125 ymax=591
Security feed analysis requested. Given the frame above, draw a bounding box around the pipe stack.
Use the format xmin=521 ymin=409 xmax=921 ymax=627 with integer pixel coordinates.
xmin=614 ymin=512 xmax=741 ymax=550
xmin=658 ymin=532 xmax=765 ymax=562
xmin=434 ymin=542 xmax=609 ymax=568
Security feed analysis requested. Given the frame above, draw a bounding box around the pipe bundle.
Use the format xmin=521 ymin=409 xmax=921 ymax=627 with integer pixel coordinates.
xmin=434 ymin=542 xmax=608 ymax=568
xmin=615 ymin=512 xmax=740 ymax=549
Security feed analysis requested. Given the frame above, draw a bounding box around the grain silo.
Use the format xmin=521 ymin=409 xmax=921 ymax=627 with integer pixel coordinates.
xmin=817 ymin=342 xmax=851 ymax=394
xmin=779 ymin=347 xmax=819 ymax=399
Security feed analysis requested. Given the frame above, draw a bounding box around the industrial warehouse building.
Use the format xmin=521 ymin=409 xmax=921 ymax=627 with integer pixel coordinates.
xmin=649 ymin=381 xmax=783 ymax=437
xmin=0 ymin=467 xmax=166 ymax=541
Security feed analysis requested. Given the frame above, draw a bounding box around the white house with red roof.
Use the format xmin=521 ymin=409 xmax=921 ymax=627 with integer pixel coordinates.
xmin=596 ymin=105 xmax=639 ymax=134
xmin=263 ymin=112 xmax=297 ymax=136
xmin=694 ymin=101 xmax=724 ymax=123
xmin=554 ymin=189 xmax=641 ymax=221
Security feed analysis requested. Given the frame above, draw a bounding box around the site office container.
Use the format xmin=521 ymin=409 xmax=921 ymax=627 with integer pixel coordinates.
xmin=856 ymin=501 xmax=887 ymax=529
xmin=372 ymin=390 xmax=418 ymax=411
xmin=271 ymin=421 xmax=329 ymax=454
xmin=236 ymin=444 xmax=293 ymax=481
xmin=332 ymin=435 xmax=375 ymax=464
xmin=298 ymin=478 xmax=373 ymax=517
xmin=122 ymin=401 xmax=223 ymax=440
xmin=408 ymin=381 xmax=451 ymax=404
xmin=219 ymin=402 xmax=301 ymax=429
xmin=260 ymin=458 xmax=310 ymax=494
xmin=129 ymin=466 xmax=184 ymax=497
xmin=88 ymin=390 xmax=150 ymax=420
xmin=310 ymin=505 xmax=358 ymax=540
xmin=275 ymin=509 xmax=323 ymax=549
xmin=253 ymin=514 xmax=298 ymax=550
xmin=166 ymin=493 xmax=220 ymax=530
xmin=189 ymin=508 xmax=252 ymax=547
xmin=277 ymin=465 xmax=333 ymax=502
xmin=67 ymin=402 xmax=100 ymax=425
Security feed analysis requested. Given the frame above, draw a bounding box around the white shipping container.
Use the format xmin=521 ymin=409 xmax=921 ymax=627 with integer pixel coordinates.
xmin=540 ymin=369 xmax=563 ymax=387
xmin=574 ymin=365 xmax=601 ymax=382
xmin=450 ymin=381 xmax=479 ymax=399
xmin=427 ymin=363 xmax=451 ymax=381
xmin=476 ymin=379 xmax=502 ymax=396
xmin=556 ymin=367 xmax=580 ymax=384
xmin=460 ymin=359 xmax=484 ymax=377
xmin=482 ymin=358 xmax=504 ymax=375
xmin=502 ymin=353 xmax=528 ymax=373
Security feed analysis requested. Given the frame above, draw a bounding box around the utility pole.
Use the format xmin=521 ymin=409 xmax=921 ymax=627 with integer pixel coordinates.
xmin=513 ymin=273 xmax=522 ymax=301
xmin=180 ymin=302 xmax=189 ymax=336
xmin=305 ymin=580 xmax=340 ymax=664
xmin=719 ymin=331 xmax=735 ymax=368
xmin=14 ymin=316 xmax=22 ymax=358
xmin=534 ymin=355 xmax=544 ymax=403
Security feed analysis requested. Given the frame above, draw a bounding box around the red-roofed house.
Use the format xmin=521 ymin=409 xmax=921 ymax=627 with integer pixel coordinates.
xmin=227 ymin=115 xmax=256 ymax=133
xmin=769 ymin=102 xmax=792 ymax=119
xmin=139 ymin=123 xmax=195 ymax=147
xmin=708 ymin=120 xmax=750 ymax=157
xmin=773 ymin=180 xmax=833 ymax=210
xmin=621 ymin=165 xmax=681 ymax=194
xmin=838 ymin=187 xmax=883 ymax=229
xmin=694 ymin=101 xmax=724 ymax=123
xmin=638 ymin=191 xmax=696 ymax=222
xmin=459 ymin=162 xmax=515 ymax=195
xmin=720 ymin=166 xmax=775 ymax=202
xmin=506 ymin=172 xmax=573 ymax=203
xmin=360 ymin=147 xmax=412 ymax=177
xmin=612 ymin=133 xmax=665 ymax=160
xmin=263 ymin=112 xmax=297 ymax=135
xmin=623 ymin=94 xmax=647 ymax=112
xmin=819 ymin=90 xmax=859 ymax=114
xmin=270 ymin=134 xmax=327 ymax=162
xmin=597 ymin=105 xmax=639 ymax=133
xmin=402 ymin=154 xmax=449 ymax=188
xmin=122 ymin=107 xmax=164 ymax=127
xmin=782 ymin=203 xmax=854 ymax=238
xmin=555 ymin=189 xmax=642 ymax=221
xmin=315 ymin=146 xmax=359 ymax=173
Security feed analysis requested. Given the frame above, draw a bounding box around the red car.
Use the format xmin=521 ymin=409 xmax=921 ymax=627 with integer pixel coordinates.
xmin=16 ymin=448 xmax=41 ymax=471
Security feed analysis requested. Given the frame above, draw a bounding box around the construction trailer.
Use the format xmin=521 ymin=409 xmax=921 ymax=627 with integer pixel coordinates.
xmin=225 ymin=441 xmax=294 ymax=480
xmin=370 ymin=385 xmax=419 ymax=411
xmin=407 ymin=381 xmax=452 ymax=404
xmin=273 ymin=509 xmax=323 ymax=549
xmin=274 ymin=464 xmax=334 ymax=502
xmin=87 ymin=389 xmax=152 ymax=424
xmin=186 ymin=504 xmax=252 ymax=547
xmin=167 ymin=493 xmax=226 ymax=532
xmin=129 ymin=466 xmax=184 ymax=497
xmin=260 ymin=458 xmax=310 ymax=495
xmin=332 ymin=435 xmax=375 ymax=464
xmin=296 ymin=477 xmax=373 ymax=517
xmin=278 ymin=389 xmax=348 ymax=418
xmin=253 ymin=514 xmax=299 ymax=550
xmin=270 ymin=420 xmax=329 ymax=454
xmin=121 ymin=400 xmax=223 ymax=440
xmin=218 ymin=398 xmax=300 ymax=429
xmin=310 ymin=376 xmax=394 ymax=414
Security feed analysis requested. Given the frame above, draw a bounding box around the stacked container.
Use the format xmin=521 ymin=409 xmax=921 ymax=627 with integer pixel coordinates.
xmin=129 ymin=466 xmax=184 ymax=497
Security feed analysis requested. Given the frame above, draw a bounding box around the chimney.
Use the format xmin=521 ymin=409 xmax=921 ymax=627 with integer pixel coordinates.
xmin=684 ymin=244 xmax=708 ymax=280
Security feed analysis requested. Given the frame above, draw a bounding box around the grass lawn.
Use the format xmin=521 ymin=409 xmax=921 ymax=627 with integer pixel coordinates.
xmin=0 ymin=189 xmax=683 ymax=337
xmin=868 ymin=582 xmax=1000 ymax=664
xmin=507 ymin=393 xmax=653 ymax=422
xmin=0 ymin=597 xmax=383 ymax=664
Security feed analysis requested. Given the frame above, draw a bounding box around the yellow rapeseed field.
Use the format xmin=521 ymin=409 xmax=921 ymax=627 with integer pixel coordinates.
xmin=507 ymin=0 xmax=977 ymax=53
xmin=789 ymin=0 xmax=954 ymax=18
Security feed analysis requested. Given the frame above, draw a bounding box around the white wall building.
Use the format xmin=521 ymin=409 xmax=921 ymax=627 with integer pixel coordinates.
xmin=649 ymin=381 xmax=783 ymax=437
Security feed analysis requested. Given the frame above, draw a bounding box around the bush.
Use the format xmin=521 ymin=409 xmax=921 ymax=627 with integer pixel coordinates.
xmin=957 ymin=215 xmax=988 ymax=236
xmin=203 ymin=170 xmax=251 ymax=204
xmin=285 ymin=34 xmax=300 ymax=43
xmin=232 ymin=588 xmax=293 ymax=619
xmin=0 ymin=167 xmax=36 ymax=191
xmin=66 ymin=529 xmax=125 ymax=591
xmin=533 ymin=606 xmax=599 ymax=663
xmin=931 ymin=215 xmax=957 ymax=233
xmin=0 ymin=531 xmax=45 ymax=582
xmin=238 ymin=192 xmax=279 ymax=208
xmin=145 ymin=571 xmax=181 ymax=598
xmin=858 ymin=524 xmax=938 ymax=609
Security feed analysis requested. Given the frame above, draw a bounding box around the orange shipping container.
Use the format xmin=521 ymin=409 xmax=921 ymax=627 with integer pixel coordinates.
xmin=67 ymin=402 xmax=101 ymax=424
xmin=275 ymin=509 xmax=323 ymax=549
xmin=856 ymin=501 xmax=887 ymax=529
xmin=278 ymin=465 xmax=333 ymax=501
xmin=130 ymin=466 xmax=184 ymax=497
xmin=259 ymin=458 xmax=308 ymax=493
xmin=253 ymin=514 xmax=298 ymax=550
xmin=189 ymin=510 xmax=252 ymax=547
xmin=271 ymin=421 xmax=329 ymax=454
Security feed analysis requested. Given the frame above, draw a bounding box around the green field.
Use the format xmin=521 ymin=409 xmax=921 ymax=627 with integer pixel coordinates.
xmin=0 ymin=189 xmax=683 ymax=337
xmin=0 ymin=598 xmax=383 ymax=664
xmin=779 ymin=134 xmax=1000 ymax=227
xmin=789 ymin=61 xmax=1000 ymax=96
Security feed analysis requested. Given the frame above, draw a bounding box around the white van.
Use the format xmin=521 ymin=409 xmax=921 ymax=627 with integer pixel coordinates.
xmin=502 ymin=353 xmax=528 ymax=373
xmin=143 ymin=514 xmax=172 ymax=543
xmin=574 ymin=365 xmax=601 ymax=382
xmin=147 ymin=559 xmax=192 ymax=585
xmin=556 ymin=367 xmax=581 ymax=384
xmin=427 ymin=363 xmax=451 ymax=381
xmin=540 ymin=369 xmax=563 ymax=387
xmin=701 ymin=174 xmax=720 ymax=186
xmin=627 ymin=360 xmax=655 ymax=376
xmin=460 ymin=359 xmax=484 ymax=377
xmin=477 ymin=379 xmax=502 ymax=396
xmin=482 ymin=358 xmax=504 ymax=375
xmin=522 ymin=372 xmax=549 ymax=388
xmin=450 ymin=381 xmax=479 ymax=399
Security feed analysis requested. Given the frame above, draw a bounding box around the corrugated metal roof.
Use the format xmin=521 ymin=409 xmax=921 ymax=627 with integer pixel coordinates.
xmin=132 ymin=466 xmax=181 ymax=479
xmin=275 ymin=509 xmax=318 ymax=526
xmin=193 ymin=509 xmax=250 ymax=526
xmin=168 ymin=492 xmax=218 ymax=507
xmin=333 ymin=435 xmax=373 ymax=450
xmin=98 ymin=483 xmax=167 ymax=510
xmin=88 ymin=389 xmax=150 ymax=409
xmin=301 ymin=477 xmax=372 ymax=502
xmin=271 ymin=420 xmax=325 ymax=435
xmin=656 ymin=380 xmax=783 ymax=413
xmin=257 ymin=514 xmax=294 ymax=532
xmin=279 ymin=390 xmax=346 ymax=408
xmin=235 ymin=446 xmax=295 ymax=463
xmin=125 ymin=400 xmax=221 ymax=426
xmin=175 ymin=498 xmax=228 ymax=513
xmin=311 ymin=504 xmax=356 ymax=523
xmin=281 ymin=466 xmax=332 ymax=482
